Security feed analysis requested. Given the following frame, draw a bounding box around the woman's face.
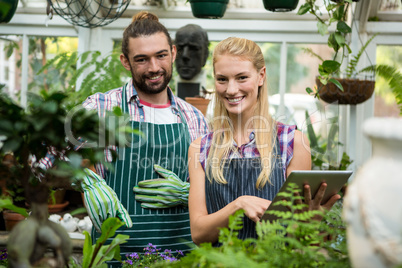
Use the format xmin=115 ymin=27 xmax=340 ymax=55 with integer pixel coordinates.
xmin=214 ymin=55 xmax=265 ymax=119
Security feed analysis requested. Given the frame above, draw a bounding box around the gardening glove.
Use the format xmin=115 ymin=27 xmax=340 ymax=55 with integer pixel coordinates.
xmin=80 ymin=168 xmax=132 ymax=232
xmin=133 ymin=164 xmax=189 ymax=209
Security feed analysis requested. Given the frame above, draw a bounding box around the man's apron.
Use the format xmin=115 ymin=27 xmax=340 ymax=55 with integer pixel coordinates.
xmin=205 ymin=136 xmax=285 ymax=245
xmin=91 ymin=84 xmax=192 ymax=266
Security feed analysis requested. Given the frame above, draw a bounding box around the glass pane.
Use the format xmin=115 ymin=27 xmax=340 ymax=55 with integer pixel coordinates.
xmin=380 ymin=0 xmax=402 ymax=11
xmin=374 ymin=45 xmax=402 ymax=117
xmin=258 ymin=42 xmax=281 ymax=96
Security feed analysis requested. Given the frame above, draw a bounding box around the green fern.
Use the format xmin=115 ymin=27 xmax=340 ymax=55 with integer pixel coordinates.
xmin=345 ymin=34 xmax=377 ymax=78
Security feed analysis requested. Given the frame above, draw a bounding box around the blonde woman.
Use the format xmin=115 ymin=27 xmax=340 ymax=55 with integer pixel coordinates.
xmin=188 ymin=37 xmax=340 ymax=246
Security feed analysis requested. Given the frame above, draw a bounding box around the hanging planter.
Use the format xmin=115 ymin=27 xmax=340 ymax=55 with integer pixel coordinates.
xmin=263 ymin=0 xmax=299 ymax=12
xmin=0 ymin=0 xmax=19 ymax=23
xmin=316 ymin=77 xmax=375 ymax=105
xmin=188 ymin=0 xmax=229 ymax=19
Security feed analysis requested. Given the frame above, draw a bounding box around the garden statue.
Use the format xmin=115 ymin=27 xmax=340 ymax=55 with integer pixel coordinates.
xmin=174 ymin=24 xmax=209 ymax=99
xmin=343 ymin=117 xmax=402 ymax=268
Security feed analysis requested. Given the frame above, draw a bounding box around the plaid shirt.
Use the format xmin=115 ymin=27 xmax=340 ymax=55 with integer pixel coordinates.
xmin=199 ymin=122 xmax=296 ymax=178
xmin=40 ymin=80 xmax=209 ymax=178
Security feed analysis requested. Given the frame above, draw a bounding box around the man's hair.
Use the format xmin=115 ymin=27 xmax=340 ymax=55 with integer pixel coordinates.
xmin=122 ymin=11 xmax=173 ymax=59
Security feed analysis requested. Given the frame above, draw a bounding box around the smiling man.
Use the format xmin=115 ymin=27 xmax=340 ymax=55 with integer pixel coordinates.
xmin=82 ymin=11 xmax=209 ymax=266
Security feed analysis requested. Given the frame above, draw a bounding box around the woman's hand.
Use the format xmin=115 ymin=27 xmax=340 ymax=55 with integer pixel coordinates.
xmin=235 ymin=195 xmax=272 ymax=223
xmin=300 ymin=182 xmax=340 ymax=221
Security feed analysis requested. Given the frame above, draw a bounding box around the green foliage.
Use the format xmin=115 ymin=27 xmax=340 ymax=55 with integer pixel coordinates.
xmin=162 ymin=183 xmax=350 ymax=268
xmin=36 ymin=50 xmax=130 ymax=107
xmin=0 ymin=89 xmax=135 ymax=206
xmin=68 ymin=218 xmax=129 ymax=268
xmin=305 ymin=111 xmax=353 ymax=170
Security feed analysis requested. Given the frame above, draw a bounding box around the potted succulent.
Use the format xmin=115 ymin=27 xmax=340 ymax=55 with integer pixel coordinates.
xmin=263 ymin=0 xmax=300 ymax=12
xmin=0 ymin=90 xmax=130 ymax=266
xmin=298 ymin=0 xmax=402 ymax=110
xmin=187 ymin=0 xmax=229 ymax=19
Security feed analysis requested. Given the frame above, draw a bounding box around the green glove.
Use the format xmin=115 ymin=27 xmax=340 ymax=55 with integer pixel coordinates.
xmin=80 ymin=168 xmax=133 ymax=232
xmin=133 ymin=164 xmax=189 ymax=209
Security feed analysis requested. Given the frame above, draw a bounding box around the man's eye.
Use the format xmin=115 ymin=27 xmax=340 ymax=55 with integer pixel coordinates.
xmin=158 ymin=54 xmax=167 ymax=58
xmin=135 ymin=58 xmax=145 ymax=62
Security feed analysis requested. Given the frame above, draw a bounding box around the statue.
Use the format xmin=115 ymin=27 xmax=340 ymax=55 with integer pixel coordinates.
xmin=174 ymin=24 xmax=209 ymax=99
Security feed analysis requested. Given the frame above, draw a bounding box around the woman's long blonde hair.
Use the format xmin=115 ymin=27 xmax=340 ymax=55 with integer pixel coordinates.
xmin=206 ymin=37 xmax=276 ymax=189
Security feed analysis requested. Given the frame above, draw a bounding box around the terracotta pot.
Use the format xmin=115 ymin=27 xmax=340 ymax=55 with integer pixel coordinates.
xmin=316 ymin=77 xmax=375 ymax=105
xmin=2 ymin=210 xmax=26 ymax=231
xmin=185 ymin=97 xmax=210 ymax=116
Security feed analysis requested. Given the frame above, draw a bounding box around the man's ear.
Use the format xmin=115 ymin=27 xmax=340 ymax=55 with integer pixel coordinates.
xmin=171 ymin=45 xmax=177 ymax=63
xmin=120 ymin=54 xmax=131 ymax=71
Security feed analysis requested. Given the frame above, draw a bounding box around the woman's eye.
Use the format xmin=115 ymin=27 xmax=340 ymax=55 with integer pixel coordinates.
xmin=239 ymin=76 xmax=248 ymax=80
xmin=216 ymin=77 xmax=226 ymax=82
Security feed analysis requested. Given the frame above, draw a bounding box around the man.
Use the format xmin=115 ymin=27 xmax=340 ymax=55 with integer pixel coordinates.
xmin=82 ymin=11 xmax=209 ymax=265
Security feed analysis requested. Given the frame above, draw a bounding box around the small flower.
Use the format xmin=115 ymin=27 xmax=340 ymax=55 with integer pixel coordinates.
xmin=125 ymin=260 xmax=133 ymax=265
xmin=177 ymin=250 xmax=184 ymax=256
xmin=129 ymin=252 xmax=139 ymax=259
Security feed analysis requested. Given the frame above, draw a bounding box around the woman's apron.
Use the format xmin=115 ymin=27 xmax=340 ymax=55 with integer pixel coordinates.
xmin=205 ymin=136 xmax=285 ymax=244
xmin=91 ymin=84 xmax=192 ymax=266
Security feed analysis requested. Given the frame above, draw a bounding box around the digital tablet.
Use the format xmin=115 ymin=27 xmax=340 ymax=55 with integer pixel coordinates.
xmin=262 ymin=170 xmax=353 ymax=222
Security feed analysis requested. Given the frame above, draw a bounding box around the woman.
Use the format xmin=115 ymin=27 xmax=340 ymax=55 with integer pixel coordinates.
xmin=188 ymin=37 xmax=340 ymax=246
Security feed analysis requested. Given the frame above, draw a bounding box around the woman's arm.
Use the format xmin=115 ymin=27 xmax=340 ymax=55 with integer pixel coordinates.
xmin=188 ymin=137 xmax=270 ymax=245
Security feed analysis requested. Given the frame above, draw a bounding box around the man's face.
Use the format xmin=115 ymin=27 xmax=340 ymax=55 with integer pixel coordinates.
xmin=121 ymin=32 xmax=176 ymax=95
xmin=175 ymin=31 xmax=206 ymax=80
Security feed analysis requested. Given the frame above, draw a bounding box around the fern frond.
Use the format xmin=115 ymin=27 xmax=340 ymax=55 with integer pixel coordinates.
xmin=302 ymin=47 xmax=324 ymax=62
xmin=346 ymin=34 xmax=377 ymax=78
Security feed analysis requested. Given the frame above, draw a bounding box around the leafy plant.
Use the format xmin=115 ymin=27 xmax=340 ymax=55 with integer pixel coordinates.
xmin=0 ymin=89 xmax=134 ymax=266
xmin=305 ymin=111 xmax=353 ymax=170
xmin=161 ymin=183 xmax=350 ymax=268
xmin=37 ymin=50 xmax=130 ymax=107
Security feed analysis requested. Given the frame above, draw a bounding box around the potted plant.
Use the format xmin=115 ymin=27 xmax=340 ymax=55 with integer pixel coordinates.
xmin=298 ymin=0 xmax=402 ymax=110
xmin=0 ymin=0 xmax=18 ymax=23
xmin=0 ymin=90 xmax=130 ymax=266
xmin=263 ymin=0 xmax=300 ymax=12
xmin=187 ymin=0 xmax=229 ymax=19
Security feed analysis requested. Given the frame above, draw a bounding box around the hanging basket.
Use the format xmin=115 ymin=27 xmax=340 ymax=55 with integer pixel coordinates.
xmin=188 ymin=0 xmax=229 ymax=19
xmin=263 ymin=0 xmax=299 ymax=12
xmin=0 ymin=0 xmax=19 ymax=23
xmin=316 ymin=77 xmax=375 ymax=105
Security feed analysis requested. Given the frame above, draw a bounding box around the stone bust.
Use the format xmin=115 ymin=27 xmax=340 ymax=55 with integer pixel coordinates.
xmin=175 ymin=24 xmax=209 ymax=80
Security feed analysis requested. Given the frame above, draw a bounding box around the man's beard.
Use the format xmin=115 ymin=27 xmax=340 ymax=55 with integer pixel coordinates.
xmin=130 ymin=64 xmax=173 ymax=95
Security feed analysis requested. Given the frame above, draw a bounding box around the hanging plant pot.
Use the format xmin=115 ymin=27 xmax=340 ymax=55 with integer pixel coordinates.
xmin=0 ymin=0 xmax=19 ymax=23
xmin=263 ymin=0 xmax=299 ymax=12
xmin=188 ymin=0 xmax=229 ymax=19
xmin=316 ymin=77 xmax=375 ymax=105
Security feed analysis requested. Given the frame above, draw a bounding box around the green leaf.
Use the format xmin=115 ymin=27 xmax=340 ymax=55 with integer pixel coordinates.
xmin=93 ymin=234 xmax=129 ymax=266
xmin=328 ymin=33 xmax=340 ymax=52
xmin=317 ymin=21 xmax=328 ymax=36
xmin=334 ymin=32 xmax=346 ymax=47
xmin=306 ymin=87 xmax=313 ymax=94
xmin=297 ymin=3 xmax=311 ymax=15
xmin=0 ymin=198 xmax=29 ymax=217
xmin=97 ymin=217 xmax=124 ymax=245
xmin=337 ymin=21 xmax=351 ymax=33
xmin=322 ymin=60 xmax=341 ymax=74
xmin=329 ymin=78 xmax=344 ymax=91
xmin=81 ymin=231 xmax=93 ymax=268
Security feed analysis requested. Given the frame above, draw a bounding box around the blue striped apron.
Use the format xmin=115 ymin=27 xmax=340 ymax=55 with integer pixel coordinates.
xmin=205 ymin=137 xmax=284 ymax=244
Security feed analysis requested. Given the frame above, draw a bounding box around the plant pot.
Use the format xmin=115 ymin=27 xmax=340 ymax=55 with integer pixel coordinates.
xmin=188 ymin=0 xmax=229 ymax=19
xmin=2 ymin=210 xmax=26 ymax=231
xmin=263 ymin=0 xmax=299 ymax=12
xmin=316 ymin=77 xmax=375 ymax=105
xmin=185 ymin=97 xmax=210 ymax=116
xmin=343 ymin=118 xmax=402 ymax=267
xmin=0 ymin=0 xmax=19 ymax=23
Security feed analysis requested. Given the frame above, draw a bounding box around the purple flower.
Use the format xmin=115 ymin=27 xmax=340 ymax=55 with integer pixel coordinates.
xmin=177 ymin=250 xmax=184 ymax=256
xmin=129 ymin=252 xmax=139 ymax=259
xmin=125 ymin=260 xmax=133 ymax=265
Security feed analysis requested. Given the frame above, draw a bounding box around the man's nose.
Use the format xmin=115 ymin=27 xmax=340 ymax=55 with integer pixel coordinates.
xmin=149 ymin=57 xmax=159 ymax=73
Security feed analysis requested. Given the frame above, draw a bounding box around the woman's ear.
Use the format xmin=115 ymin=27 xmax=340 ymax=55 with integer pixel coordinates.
xmin=120 ymin=54 xmax=131 ymax=71
xmin=258 ymin=66 xmax=266 ymax=87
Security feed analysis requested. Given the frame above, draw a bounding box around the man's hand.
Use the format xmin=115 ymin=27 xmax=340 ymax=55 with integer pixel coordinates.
xmin=80 ymin=168 xmax=132 ymax=232
xmin=133 ymin=165 xmax=189 ymax=209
